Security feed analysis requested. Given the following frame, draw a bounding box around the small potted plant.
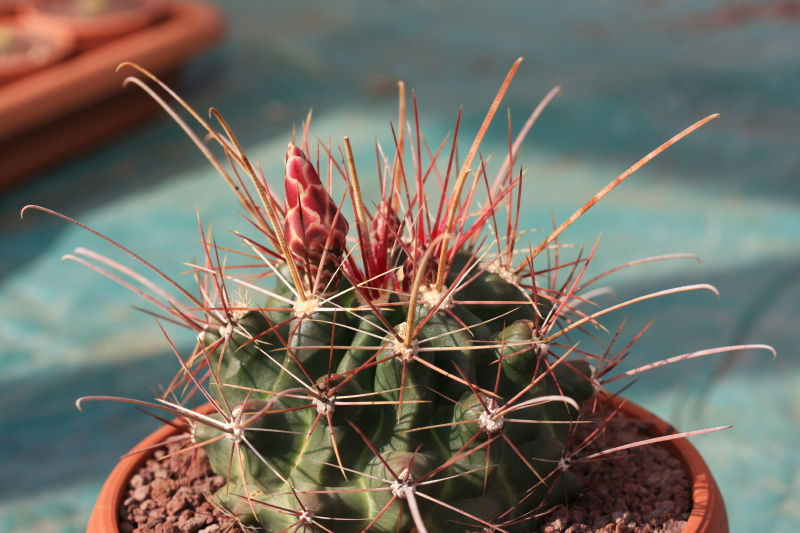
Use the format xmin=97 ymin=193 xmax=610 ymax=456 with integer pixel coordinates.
xmin=0 ymin=15 xmax=73 ymax=81
xmin=21 ymin=0 xmax=163 ymax=49
xmin=24 ymin=60 xmax=774 ymax=533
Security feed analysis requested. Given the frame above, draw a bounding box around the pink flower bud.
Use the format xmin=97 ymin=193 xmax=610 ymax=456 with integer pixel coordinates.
xmin=283 ymin=143 xmax=349 ymax=294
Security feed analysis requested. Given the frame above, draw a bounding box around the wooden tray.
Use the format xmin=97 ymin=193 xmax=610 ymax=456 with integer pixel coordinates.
xmin=0 ymin=0 xmax=224 ymax=192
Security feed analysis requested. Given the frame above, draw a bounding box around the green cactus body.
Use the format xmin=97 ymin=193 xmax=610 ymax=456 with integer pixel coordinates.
xmin=195 ymin=225 xmax=594 ymax=532
xmin=196 ymin=307 xmax=593 ymax=532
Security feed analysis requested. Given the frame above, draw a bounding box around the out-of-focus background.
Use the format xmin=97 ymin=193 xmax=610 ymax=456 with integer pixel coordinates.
xmin=1 ymin=1 xmax=799 ymax=532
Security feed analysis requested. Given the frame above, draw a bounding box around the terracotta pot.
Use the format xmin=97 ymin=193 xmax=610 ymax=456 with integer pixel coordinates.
xmin=0 ymin=15 xmax=74 ymax=81
xmin=86 ymin=400 xmax=728 ymax=533
xmin=21 ymin=0 xmax=164 ymax=50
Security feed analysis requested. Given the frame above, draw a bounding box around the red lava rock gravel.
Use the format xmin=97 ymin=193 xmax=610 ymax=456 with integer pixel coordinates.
xmin=118 ymin=439 xmax=245 ymax=533
xmin=536 ymin=408 xmax=692 ymax=533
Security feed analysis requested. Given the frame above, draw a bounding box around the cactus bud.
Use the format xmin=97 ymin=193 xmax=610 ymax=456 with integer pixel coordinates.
xmin=369 ymin=199 xmax=401 ymax=247
xmin=283 ymin=143 xmax=349 ymax=294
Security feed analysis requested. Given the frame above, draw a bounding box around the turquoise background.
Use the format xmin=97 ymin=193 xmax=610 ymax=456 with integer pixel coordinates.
xmin=1 ymin=1 xmax=799 ymax=532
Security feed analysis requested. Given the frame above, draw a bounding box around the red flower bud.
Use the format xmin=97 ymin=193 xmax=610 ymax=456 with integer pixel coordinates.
xmin=369 ymin=200 xmax=401 ymax=247
xmin=283 ymin=143 xmax=349 ymax=294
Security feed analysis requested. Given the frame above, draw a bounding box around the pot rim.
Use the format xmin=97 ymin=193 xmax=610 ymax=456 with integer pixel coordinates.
xmin=20 ymin=0 xmax=165 ymax=41
xmin=87 ymin=397 xmax=728 ymax=533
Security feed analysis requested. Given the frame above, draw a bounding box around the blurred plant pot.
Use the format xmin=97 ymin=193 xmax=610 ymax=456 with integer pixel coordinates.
xmin=21 ymin=0 xmax=163 ymax=50
xmin=0 ymin=0 xmax=223 ymax=192
xmin=0 ymin=0 xmax=19 ymax=15
xmin=0 ymin=15 xmax=73 ymax=81
xmin=85 ymin=398 xmax=728 ymax=533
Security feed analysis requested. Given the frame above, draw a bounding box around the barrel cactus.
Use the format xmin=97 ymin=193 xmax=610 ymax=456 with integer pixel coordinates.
xmin=186 ymin=132 xmax=601 ymax=532
xmin=26 ymin=59 xmax=776 ymax=533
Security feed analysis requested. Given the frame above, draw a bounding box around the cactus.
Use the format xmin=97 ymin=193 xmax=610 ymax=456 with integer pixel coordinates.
xmin=188 ymin=135 xmax=601 ymax=532
xmin=24 ymin=59 xmax=777 ymax=533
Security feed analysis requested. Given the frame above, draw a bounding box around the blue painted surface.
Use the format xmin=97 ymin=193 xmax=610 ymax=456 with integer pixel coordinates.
xmin=1 ymin=1 xmax=799 ymax=532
